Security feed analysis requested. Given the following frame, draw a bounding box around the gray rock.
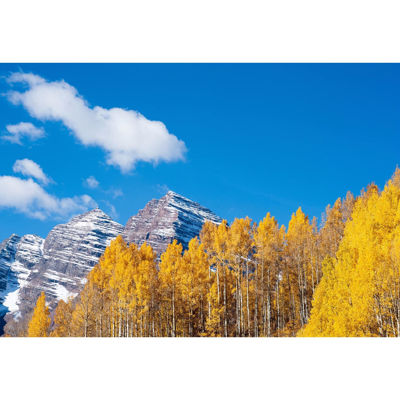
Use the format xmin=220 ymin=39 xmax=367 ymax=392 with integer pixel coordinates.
xmin=0 ymin=234 xmax=44 ymax=332
xmin=17 ymin=208 xmax=123 ymax=316
xmin=123 ymin=191 xmax=222 ymax=255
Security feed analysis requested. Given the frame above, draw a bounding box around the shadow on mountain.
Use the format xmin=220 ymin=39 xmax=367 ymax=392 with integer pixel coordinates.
xmin=0 ymin=268 xmax=20 ymax=336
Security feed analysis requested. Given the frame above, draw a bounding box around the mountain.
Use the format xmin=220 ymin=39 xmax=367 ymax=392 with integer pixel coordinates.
xmin=0 ymin=191 xmax=221 ymax=335
xmin=123 ymin=191 xmax=222 ymax=255
xmin=1 ymin=209 xmax=123 ymax=335
xmin=15 ymin=209 xmax=123 ymax=314
xmin=0 ymin=234 xmax=44 ymax=331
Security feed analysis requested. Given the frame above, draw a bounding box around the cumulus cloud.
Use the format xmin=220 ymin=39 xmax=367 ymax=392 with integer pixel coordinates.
xmin=13 ymin=158 xmax=50 ymax=185
xmin=6 ymin=72 xmax=187 ymax=172
xmin=3 ymin=122 xmax=44 ymax=144
xmin=0 ymin=176 xmax=96 ymax=220
xmin=85 ymin=176 xmax=99 ymax=189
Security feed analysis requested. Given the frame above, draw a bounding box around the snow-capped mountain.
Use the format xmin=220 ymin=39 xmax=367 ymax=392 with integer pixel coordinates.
xmin=123 ymin=191 xmax=222 ymax=254
xmin=15 ymin=209 xmax=123 ymax=317
xmin=0 ymin=234 xmax=44 ymax=330
xmin=0 ymin=192 xmax=221 ymax=335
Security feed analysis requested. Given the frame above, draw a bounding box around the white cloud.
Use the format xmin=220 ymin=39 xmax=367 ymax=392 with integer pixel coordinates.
xmin=109 ymin=204 xmax=118 ymax=219
xmin=110 ymin=188 xmax=123 ymax=199
xmin=0 ymin=176 xmax=96 ymax=220
xmin=85 ymin=176 xmax=99 ymax=189
xmin=156 ymin=183 xmax=170 ymax=194
xmin=6 ymin=72 xmax=187 ymax=172
xmin=8 ymin=72 xmax=45 ymax=86
xmin=3 ymin=122 xmax=44 ymax=144
xmin=13 ymin=158 xmax=50 ymax=185
xmin=103 ymin=201 xmax=118 ymax=219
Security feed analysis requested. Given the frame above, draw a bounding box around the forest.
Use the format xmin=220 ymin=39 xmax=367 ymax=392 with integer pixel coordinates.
xmin=24 ymin=169 xmax=400 ymax=337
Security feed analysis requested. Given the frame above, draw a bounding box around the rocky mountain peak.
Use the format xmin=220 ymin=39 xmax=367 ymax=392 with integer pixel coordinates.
xmin=68 ymin=207 xmax=113 ymax=224
xmin=123 ymin=191 xmax=221 ymax=255
xmin=4 ymin=208 xmax=124 ymax=330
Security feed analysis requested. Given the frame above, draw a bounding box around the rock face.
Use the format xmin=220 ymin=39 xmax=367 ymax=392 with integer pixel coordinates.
xmin=16 ymin=208 xmax=123 ymax=318
xmin=0 ymin=234 xmax=44 ymax=331
xmin=123 ymin=191 xmax=222 ymax=255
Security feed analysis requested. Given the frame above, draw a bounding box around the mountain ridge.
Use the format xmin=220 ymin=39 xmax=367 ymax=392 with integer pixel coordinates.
xmin=0 ymin=191 xmax=222 ymax=335
xmin=123 ymin=190 xmax=222 ymax=254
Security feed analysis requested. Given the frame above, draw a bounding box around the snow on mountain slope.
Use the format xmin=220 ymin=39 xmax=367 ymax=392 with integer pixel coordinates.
xmin=123 ymin=191 xmax=222 ymax=255
xmin=8 ymin=208 xmax=123 ymax=325
xmin=0 ymin=234 xmax=44 ymax=322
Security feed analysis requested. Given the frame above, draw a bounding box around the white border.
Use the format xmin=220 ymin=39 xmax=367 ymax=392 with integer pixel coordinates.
xmin=0 ymin=338 xmax=399 ymax=399
xmin=0 ymin=0 xmax=399 ymax=62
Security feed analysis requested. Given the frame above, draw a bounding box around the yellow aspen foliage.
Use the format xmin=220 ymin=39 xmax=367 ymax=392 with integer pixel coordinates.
xmin=319 ymin=198 xmax=345 ymax=259
xmin=227 ymin=217 xmax=254 ymax=336
xmin=201 ymin=219 xmax=240 ymax=336
xmin=253 ymin=213 xmax=284 ymax=336
xmin=51 ymin=299 xmax=74 ymax=337
xmin=69 ymin=279 xmax=99 ymax=337
xmin=28 ymin=291 xmax=51 ymax=337
xmin=281 ymin=207 xmax=315 ymax=335
xmin=131 ymin=242 xmax=158 ymax=337
xmin=301 ymin=172 xmax=400 ymax=337
xmin=200 ymin=220 xmax=229 ymax=336
xmin=181 ymin=237 xmax=210 ymax=336
xmin=204 ymin=278 xmax=224 ymax=336
xmin=298 ymin=256 xmax=338 ymax=337
xmin=69 ymin=235 xmax=160 ymax=337
xmin=159 ymin=240 xmax=183 ymax=337
xmin=341 ymin=191 xmax=355 ymax=223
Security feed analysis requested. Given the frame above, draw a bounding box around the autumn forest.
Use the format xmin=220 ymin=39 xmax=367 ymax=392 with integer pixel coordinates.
xmin=23 ymin=169 xmax=400 ymax=337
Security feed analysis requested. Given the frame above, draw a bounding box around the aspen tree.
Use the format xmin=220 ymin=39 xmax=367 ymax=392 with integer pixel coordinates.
xmin=159 ymin=240 xmax=183 ymax=337
xmin=133 ymin=243 xmax=158 ymax=337
xmin=227 ymin=217 xmax=254 ymax=336
xmin=28 ymin=292 xmax=51 ymax=337
xmin=302 ymin=175 xmax=400 ymax=337
xmin=51 ymin=299 xmax=74 ymax=337
xmin=253 ymin=213 xmax=284 ymax=336
xmin=201 ymin=220 xmax=232 ymax=336
xmin=319 ymin=199 xmax=344 ymax=260
xmin=341 ymin=191 xmax=355 ymax=223
xmin=283 ymin=208 xmax=314 ymax=335
xmin=181 ymin=238 xmax=210 ymax=336
xmin=69 ymin=280 xmax=99 ymax=337
xmin=199 ymin=221 xmax=219 ymax=333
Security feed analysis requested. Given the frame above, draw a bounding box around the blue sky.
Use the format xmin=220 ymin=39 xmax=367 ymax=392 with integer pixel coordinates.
xmin=0 ymin=63 xmax=399 ymax=240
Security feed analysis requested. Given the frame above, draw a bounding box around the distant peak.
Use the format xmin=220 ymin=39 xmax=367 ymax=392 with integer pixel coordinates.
xmin=87 ymin=207 xmax=109 ymax=216
xmin=162 ymin=191 xmax=210 ymax=210
xmin=165 ymin=190 xmax=190 ymax=200
xmin=84 ymin=207 xmax=100 ymax=213
xmin=166 ymin=190 xmax=180 ymax=197
xmin=22 ymin=233 xmax=44 ymax=240
xmin=72 ymin=207 xmax=111 ymax=222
